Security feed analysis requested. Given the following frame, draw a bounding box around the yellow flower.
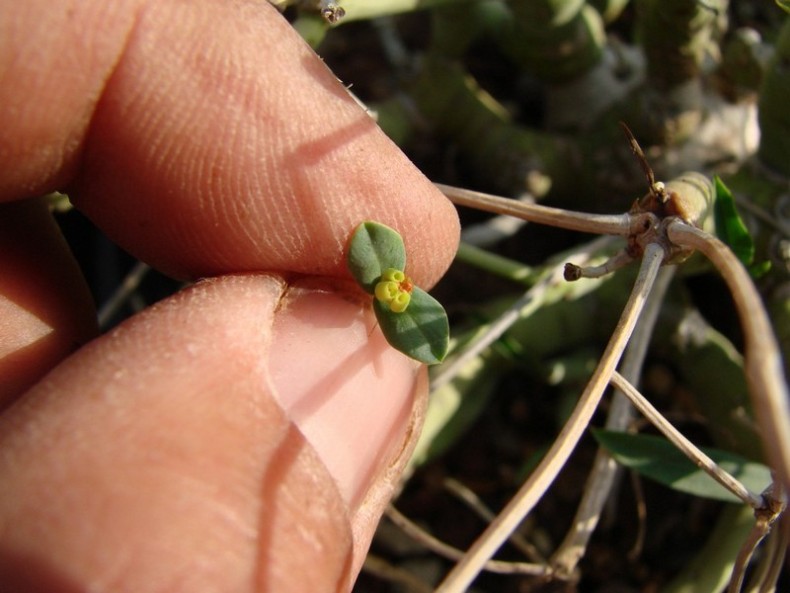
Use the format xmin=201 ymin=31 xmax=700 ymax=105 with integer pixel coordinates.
xmin=374 ymin=268 xmax=413 ymax=313
xmin=389 ymin=291 xmax=411 ymax=313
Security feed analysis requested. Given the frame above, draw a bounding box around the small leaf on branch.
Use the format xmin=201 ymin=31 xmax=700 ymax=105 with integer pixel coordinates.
xmin=347 ymin=221 xmax=450 ymax=364
xmin=374 ymin=287 xmax=449 ymax=365
xmin=347 ymin=221 xmax=406 ymax=293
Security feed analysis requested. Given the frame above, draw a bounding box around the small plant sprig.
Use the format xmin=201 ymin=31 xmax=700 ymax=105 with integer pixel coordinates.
xmin=347 ymin=221 xmax=449 ymax=365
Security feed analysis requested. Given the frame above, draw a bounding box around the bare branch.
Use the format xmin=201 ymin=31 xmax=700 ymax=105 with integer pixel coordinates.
xmin=443 ymin=477 xmax=546 ymax=563
xmin=431 ymin=237 xmax=613 ymax=391
xmin=666 ymin=221 xmax=790 ymax=494
xmin=564 ymin=250 xmax=635 ymax=280
xmin=436 ymin=183 xmax=656 ymax=236
xmin=728 ymin=481 xmax=786 ymax=593
xmin=610 ymin=371 xmax=765 ymax=508
xmin=619 ymin=121 xmax=669 ymax=204
xmin=435 ymin=242 xmax=667 ymax=592
xmin=551 ymin=265 xmax=676 ymax=574
xmin=384 ymin=505 xmax=551 ymax=577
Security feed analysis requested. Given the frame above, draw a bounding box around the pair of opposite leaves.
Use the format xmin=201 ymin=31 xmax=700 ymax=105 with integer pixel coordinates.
xmin=346 ymin=222 xmax=449 ymax=365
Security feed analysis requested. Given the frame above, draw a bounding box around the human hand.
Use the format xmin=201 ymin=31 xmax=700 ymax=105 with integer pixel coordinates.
xmin=0 ymin=1 xmax=459 ymax=591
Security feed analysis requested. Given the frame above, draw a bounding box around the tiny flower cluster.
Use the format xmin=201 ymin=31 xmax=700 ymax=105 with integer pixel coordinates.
xmin=374 ymin=268 xmax=413 ymax=313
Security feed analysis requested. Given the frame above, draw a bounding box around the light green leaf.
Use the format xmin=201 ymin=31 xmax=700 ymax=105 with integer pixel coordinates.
xmin=713 ymin=176 xmax=754 ymax=266
xmin=374 ymin=287 xmax=450 ymax=365
xmin=347 ymin=222 xmax=407 ymax=293
xmin=776 ymin=0 xmax=790 ymax=15
xmin=592 ymin=430 xmax=771 ymax=503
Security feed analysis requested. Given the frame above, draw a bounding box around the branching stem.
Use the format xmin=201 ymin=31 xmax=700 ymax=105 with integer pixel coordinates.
xmin=551 ymin=265 xmax=676 ymax=574
xmin=666 ymin=221 xmax=790 ymax=494
xmin=610 ymin=372 xmax=765 ymax=508
xmin=435 ymin=243 xmax=666 ymax=592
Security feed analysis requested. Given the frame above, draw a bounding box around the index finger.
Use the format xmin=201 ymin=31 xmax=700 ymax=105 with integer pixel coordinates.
xmin=1 ymin=0 xmax=459 ymax=286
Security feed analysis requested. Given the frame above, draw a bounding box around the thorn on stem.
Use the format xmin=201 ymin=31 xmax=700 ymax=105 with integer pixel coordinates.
xmin=619 ymin=122 xmax=669 ymax=205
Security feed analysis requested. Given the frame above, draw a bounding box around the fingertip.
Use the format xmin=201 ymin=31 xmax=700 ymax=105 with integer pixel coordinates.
xmin=0 ymin=274 xmax=356 ymax=591
xmin=267 ymin=278 xmax=430 ymax=575
xmin=66 ymin=0 xmax=459 ymax=283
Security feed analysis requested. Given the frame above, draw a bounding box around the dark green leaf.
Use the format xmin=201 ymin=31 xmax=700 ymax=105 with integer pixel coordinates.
xmin=749 ymin=259 xmax=772 ymax=279
xmin=713 ymin=176 xmax=754 ymax=266
xmin=592 ymin=430 xmax=771 ymax=503
xmin=347 ymin=222 xmax=407 ymax=293
xmin=374 ymin=287 xmax=450 ymax=365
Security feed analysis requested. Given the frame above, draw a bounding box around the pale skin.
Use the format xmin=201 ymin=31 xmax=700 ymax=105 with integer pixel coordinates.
xmin=0 ymin=1 xmax=459 ymax=591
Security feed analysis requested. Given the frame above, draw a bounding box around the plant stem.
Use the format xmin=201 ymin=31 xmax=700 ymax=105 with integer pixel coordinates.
xmin=435 ymin=242 xmax=666 ymax=592
xmin=666 ymin=221 xmax=790 ymax=495
xmin=455 ymin=242 xmax=537 ymax=285
xmin=384 ymin=505 xmax=551 ymax=576
xmin=431 ymin=236 xmax=613 ymax=391
xmin=551 ymin=265 xmax=676 ymax=575
xmin=437 ymin=183 xmax=656 ymax=236
xmin=317 ymin=0 xmax=473 ymax=22
xmin=408 ymin=59 xmax=572 ymax=194
xmin=97 ymin=261 xmax=151 ymax=330
xmin=609 ymin=372 xmax=765 ymax=508
xmin=636 ymin=0 xmax=726 ymax=90
xmin=503 ymin=0 xmax=605 ymax=83
xmin=632 ymin=0 xmax=727 ymax=141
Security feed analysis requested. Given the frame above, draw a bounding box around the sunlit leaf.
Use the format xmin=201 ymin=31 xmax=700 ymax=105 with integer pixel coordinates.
xmin=374 ymin=286 xmax=450 ymax=365
xmin=347 ymin=221 xmax=450 ymax=364
xmin=347 ymin=221 xmax=407 ymax=293
xmin=713 ymin=176 xmax=754 ymax=266
xmin=592 ymin=430 xmax=771 ymax=503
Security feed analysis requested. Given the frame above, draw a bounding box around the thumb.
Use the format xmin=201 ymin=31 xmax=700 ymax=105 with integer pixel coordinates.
xmin=0 ymin=274 xmax=425 ymax=592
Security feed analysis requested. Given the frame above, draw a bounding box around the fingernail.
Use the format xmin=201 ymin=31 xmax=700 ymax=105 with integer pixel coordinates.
xmin=267 ymin=279 xmax=424 ymax=511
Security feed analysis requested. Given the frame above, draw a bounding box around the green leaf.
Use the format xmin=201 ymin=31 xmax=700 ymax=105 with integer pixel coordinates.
xmin=713 ymin=176 xmax=754 ymax=266
xmin=374 ymin=287 xmax=450 ymax=365
xmin=749 ymin=259 xmax=772 ymax=278
xmin=592 ymin=430 xmax=771 ymax=503
xmin=347 ymin=222 xmax=407 ymax=293
xmin=776 ymin=0 xmax=790 ymax=15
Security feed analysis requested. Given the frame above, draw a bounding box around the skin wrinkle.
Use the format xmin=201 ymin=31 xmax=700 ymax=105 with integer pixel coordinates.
xmin=283 ymin=113 xmax=382 ymax=268
xmin=222 ymin=120 xmax=267 ymax=259
xmin=263 ymin=123 xmax=303 ymax=259
xmin=183 ymin=4 xmax=284 ymax=266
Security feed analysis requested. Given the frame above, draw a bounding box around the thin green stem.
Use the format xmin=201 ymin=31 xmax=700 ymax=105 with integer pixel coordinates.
xmin=455 ymin=243 xmax=537 ymax=285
